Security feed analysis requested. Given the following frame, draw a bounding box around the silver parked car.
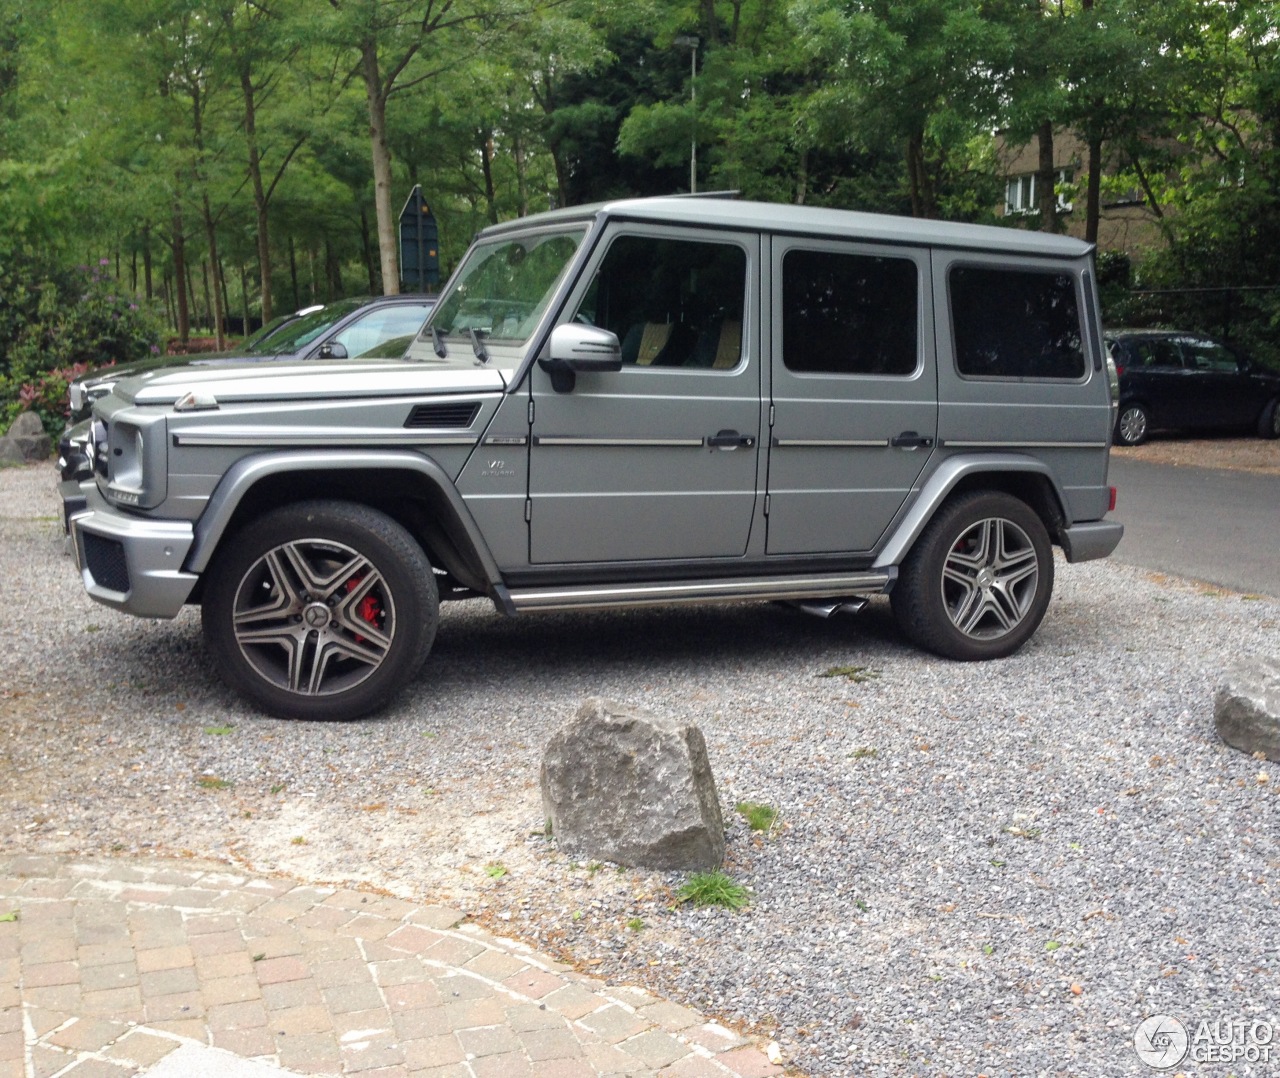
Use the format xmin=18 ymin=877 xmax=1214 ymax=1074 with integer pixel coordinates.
xmin=58 ymin=296 xmax=435 ymax=484
xmin=64 ymin=196 xmax=1122 ymax=721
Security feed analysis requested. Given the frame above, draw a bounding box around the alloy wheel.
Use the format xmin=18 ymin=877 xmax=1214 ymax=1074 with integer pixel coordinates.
xmin=941 ymin=517 xmax=1040 ymax=640
xmin=231 ymin=538 xmax=396 ymax=697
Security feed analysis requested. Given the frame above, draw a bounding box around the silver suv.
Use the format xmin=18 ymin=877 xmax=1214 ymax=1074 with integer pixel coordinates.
xmin=65 ymin=196 xmax=1123 ymax=720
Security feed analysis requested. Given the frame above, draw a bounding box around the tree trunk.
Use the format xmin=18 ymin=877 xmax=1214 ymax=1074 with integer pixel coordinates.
xmin=1085 ymin=135 xmax=1102 ymax=245
xmin=514 ymin=134 xmax=529 ymax=217
xmin=480 ymin=130 xmax=498 ymax=224
xmin=906 ymin=132 xmax=936 ymax=218
xmin=361 ymin=42 xmax=399 ymax=295
xmin=288 ymin=234 xmax=299 ymax=310
xmin=201 ymin=194 xmax=227 ymax=348
xmin=1037 ymin=121 xmax=1057 ymax=232
xmin=795 ymin=148 xmax=808 ymax=205
xmin=162 ymin=273 xmax=175 ymax=332
xmin=200 ymin=261 xmax=214 ymax=339
xmin=360 ymin=207 xmax=378 ymax=293
xmin=172 ymin=197 xmax=190 ymax=343
xmin=239 ymin=261 xmax=250 ymax=340
xmin=142 ymin=225 xmax=153 ymax=301
xmin=187 ymin=263 xmax=199 ymax=335
xmin=239 ymin=59 xmax=274 ymax=322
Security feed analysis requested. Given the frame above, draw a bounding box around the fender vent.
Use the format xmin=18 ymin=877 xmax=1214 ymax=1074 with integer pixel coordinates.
xmin=404 ymin=401 xmax=481 ymax=429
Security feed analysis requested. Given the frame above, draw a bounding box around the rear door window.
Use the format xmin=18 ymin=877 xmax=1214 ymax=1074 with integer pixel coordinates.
xmin=781 ymin=249 xmax=918 ymax=375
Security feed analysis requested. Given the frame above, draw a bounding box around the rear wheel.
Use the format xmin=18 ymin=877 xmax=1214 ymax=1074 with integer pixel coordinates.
xmin=1258 ymin=398 xmax=1280 ymax=440
xmin=1115 ymin=403 xmax=1150 ymax=446
xmin=891 ymin=491 xmax=1053 ymax=661
xmin=202 ymin=501 xmax=438 ymax=720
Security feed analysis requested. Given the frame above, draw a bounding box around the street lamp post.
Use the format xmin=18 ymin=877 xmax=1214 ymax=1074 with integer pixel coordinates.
xmin=674 ymin=34 xmax=699 ymax=193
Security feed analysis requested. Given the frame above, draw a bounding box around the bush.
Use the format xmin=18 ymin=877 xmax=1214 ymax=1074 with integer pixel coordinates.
xmin=0 ymin=255 xmax=162 ymax=429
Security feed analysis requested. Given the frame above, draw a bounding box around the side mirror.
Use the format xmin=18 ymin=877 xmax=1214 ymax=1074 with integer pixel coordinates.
xmin=539 ymin=324 xmax=622 ymax=392
xmin=318 ymin=341 xmax=348 ymax=360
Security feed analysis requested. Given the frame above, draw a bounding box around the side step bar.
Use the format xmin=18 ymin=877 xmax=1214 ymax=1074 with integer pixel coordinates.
xmin=505 ymin=570 xmax=894 ymax=613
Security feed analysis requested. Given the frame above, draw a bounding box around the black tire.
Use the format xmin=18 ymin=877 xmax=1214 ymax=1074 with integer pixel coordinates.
xmin=1114 ymin=402 xmax=1150 ymax=446
xmin=1258 ymin=398 xmax=1280 ymax=440
xmin=891 ymin=491 xmax=1054 ymax=661
xmin=201 ymin=500 xmax=438 ymax=721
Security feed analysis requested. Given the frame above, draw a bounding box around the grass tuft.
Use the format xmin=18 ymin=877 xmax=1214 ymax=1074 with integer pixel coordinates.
xmin=735 ymin=801 xmax=779 ymax=832
xmin=676 ymin=870 xmax=750 ymax=910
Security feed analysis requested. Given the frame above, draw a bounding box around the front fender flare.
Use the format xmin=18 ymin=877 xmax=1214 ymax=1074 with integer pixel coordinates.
xmin=185 ymin=450 xmax=505 ymax=593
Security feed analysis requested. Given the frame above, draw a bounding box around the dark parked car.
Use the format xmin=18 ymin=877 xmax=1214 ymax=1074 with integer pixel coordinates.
xmin=59 ymin=295 xmax=434 ymax=483
xmin=1106 ymin=329 xmax=1280 ymax=446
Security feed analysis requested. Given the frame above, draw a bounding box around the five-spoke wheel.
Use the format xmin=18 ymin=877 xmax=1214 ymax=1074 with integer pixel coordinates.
xmin=202 ymin=501 xmax=438 ymax=720
xmin=892 ymin=491 xmax=1053 ymax=660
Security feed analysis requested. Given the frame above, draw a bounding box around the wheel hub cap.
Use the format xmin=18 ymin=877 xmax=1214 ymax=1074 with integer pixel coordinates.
xmin=303 ymin=603 xmax=330 ymax=629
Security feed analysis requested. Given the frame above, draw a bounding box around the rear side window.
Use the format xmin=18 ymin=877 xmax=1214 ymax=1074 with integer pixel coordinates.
xmin=950 ymin=266 xmax=1085 ymax=379
xmin=782 ymin=249 xmax=918 ymax=375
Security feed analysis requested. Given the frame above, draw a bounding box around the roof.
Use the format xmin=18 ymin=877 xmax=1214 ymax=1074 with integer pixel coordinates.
xmin=479 ymin=194 xmax=1094 ymax=259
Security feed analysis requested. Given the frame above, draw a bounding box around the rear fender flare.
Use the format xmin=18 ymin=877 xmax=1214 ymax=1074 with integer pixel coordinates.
xmin=873 ymin=454 xmax=1071 ymax=570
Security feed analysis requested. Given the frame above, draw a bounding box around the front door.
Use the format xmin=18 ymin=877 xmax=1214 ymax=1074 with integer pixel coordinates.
xmin=765 ymin=237 xmax=936 ymax=555
xmin=528 ymin=225 xmax=762 ymax=564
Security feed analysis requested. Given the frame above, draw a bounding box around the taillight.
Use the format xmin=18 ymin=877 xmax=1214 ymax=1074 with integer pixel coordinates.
xmin=1114 ymin=364 xmax=1125 ymax=376
xmin=1108 ymin=486 xmax=1117 ymax=512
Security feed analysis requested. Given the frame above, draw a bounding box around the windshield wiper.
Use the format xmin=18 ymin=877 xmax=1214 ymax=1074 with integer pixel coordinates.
xmin=430 ymin=325 xmax=447 ymax=358
xmin=468 ymin=327 xmax=489 ymax=364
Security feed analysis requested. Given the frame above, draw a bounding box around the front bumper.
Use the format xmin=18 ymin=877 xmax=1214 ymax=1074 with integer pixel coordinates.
xmin=67 ymin=484 xmax=199 ymax=619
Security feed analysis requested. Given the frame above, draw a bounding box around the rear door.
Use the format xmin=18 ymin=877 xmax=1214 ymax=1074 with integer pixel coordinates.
xmin=1177 ymin=336 xmax=1260 ymax=427
xmin=765 ymin=237 xmax=936 ymax=554
xmin=933 ymin=253 xmax=1112 ymax=523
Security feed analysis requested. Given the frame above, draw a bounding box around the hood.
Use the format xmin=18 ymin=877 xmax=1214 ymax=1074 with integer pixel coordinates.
xmin=114 ymin=357 xmax=508 ymax=408
xmin=81 ymin=346 xmax=278 ymax=389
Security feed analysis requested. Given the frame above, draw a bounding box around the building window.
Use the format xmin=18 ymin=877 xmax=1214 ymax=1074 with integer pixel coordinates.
xmin=1004 ymin=169 xmax=1074 ymax=215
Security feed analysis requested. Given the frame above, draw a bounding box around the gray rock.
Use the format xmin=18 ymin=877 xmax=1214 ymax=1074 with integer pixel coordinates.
xmin=6 ymin=410 xmax=45 ymax=438
xmin=1215 ymin=657 xmax=1280 ymax=760
xmin=0 ymin=439 xmax=24 ymax=466
xmin=10 ymin=433 xmax=52 ymax=462
xmin=541 ymin=698 xmax=725 ymax=870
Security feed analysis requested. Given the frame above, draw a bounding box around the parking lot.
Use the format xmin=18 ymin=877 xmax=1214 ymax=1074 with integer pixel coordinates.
xmin=4 ymin=461 xmax=1279 ymax=1076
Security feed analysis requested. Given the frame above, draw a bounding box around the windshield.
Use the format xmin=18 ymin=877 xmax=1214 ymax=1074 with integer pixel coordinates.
xmin=255 ymin=298 xmax=366 ymax=356
xmin=242 ymin=311 xmax=300 ymax=351
xmin=431 ymin=228 xmax=587 ymax=344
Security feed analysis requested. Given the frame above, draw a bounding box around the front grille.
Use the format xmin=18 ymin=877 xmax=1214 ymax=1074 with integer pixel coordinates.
xmin=83 ymin=533 xmax=130 ymax=593
xmin=404 ymin=401 xmax=481 ymax=429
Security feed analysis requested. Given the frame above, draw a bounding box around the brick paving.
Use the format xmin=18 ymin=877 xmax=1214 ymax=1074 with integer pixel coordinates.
xmin=0 ymin=855 xmax=784 ymax=1077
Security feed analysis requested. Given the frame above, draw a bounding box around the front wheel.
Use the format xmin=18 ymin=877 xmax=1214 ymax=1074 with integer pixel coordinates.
xmin=891 ymin=491 xmax=1053 ymax=661
xmin=202 ymin=501 xmax=438 ymax=720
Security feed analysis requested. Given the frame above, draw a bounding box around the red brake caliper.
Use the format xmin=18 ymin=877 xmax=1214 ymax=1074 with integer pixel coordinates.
xmin=344 ymin=576 xmax=382 ymax=643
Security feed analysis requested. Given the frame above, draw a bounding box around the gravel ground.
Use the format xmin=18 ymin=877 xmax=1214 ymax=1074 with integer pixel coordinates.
xmin=3 ymin=461 xmax=1279 ymax=1077
xmin=1111 ymin=432 xmax=1280 ymax=475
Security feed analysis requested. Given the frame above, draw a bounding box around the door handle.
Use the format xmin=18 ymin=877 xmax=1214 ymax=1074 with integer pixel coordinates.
xmin=891 ymin=431 xmax=934 ymax=449
xmin=706 ymin=429 xmax=755 ymax=449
